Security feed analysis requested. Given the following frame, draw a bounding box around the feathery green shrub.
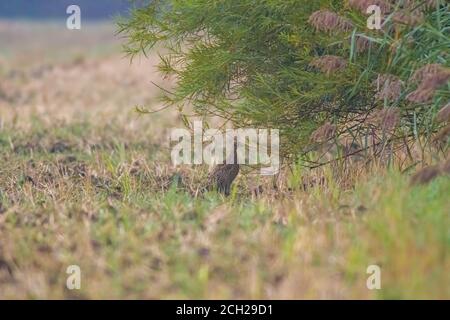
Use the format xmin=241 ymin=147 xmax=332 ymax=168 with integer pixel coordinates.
xmin=119 ymin=0 xmax=450 ymax=162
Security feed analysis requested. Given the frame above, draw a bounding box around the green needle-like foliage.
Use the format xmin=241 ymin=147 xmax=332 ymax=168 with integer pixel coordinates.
xmin=118 ymin=0 xmax=449 ymax=161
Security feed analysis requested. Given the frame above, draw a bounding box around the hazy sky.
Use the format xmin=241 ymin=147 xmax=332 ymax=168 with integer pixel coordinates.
xmin=0 ymin=0 xmax=132 ymax=20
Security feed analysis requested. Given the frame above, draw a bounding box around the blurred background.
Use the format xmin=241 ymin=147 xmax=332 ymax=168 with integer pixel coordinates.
xmin=0 ymin=0 xmax=171 ymax=128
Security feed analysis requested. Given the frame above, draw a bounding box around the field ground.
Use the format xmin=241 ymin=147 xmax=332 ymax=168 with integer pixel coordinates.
xmin=0 ymin=21 xmax=449 ymax=299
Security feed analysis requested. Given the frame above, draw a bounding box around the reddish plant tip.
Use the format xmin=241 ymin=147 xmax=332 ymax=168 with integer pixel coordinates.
xmin=308 ymin=10 xmax=353 ymax=33
xmin=392 ymin=9 xmax=424 ymax=26
xmin=374 ymin=74 xmax=403 ymax=102
xmin=368 ymin=108 xmax=400 ymax=133
xmin=433 ymin=124 xmax=450 ymax=144
xmin=310 ymin=55 xmax=347 ymax=75
xmin=407 ymin=64 xmax=450 ymax=104
xmin=440 ymin=159 xmax=450 ymax=176
xmin=436 ymin=103 xmax=450 ymax=124
xmin=410 ymin=64 xmax=447 ymax=84
xmin=354 ymin=35 xmax=371 ymax=53
xmin=310 ymin=122 xmax=337 ymax=143
xmin=410 ymin=165 xmax=441 ymax=185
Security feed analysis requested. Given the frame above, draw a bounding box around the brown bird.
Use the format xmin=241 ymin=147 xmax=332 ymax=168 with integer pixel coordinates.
xmin=207 ymin=141 xmax=240 ymax=196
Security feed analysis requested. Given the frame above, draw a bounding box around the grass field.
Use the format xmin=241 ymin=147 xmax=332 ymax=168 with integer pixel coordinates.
xmin=0 ymin=21 xmax=449 ymax=299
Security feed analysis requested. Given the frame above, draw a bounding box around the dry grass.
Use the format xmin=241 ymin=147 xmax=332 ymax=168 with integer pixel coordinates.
xmin=0 ymin=21 xmax=448 ymax=299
